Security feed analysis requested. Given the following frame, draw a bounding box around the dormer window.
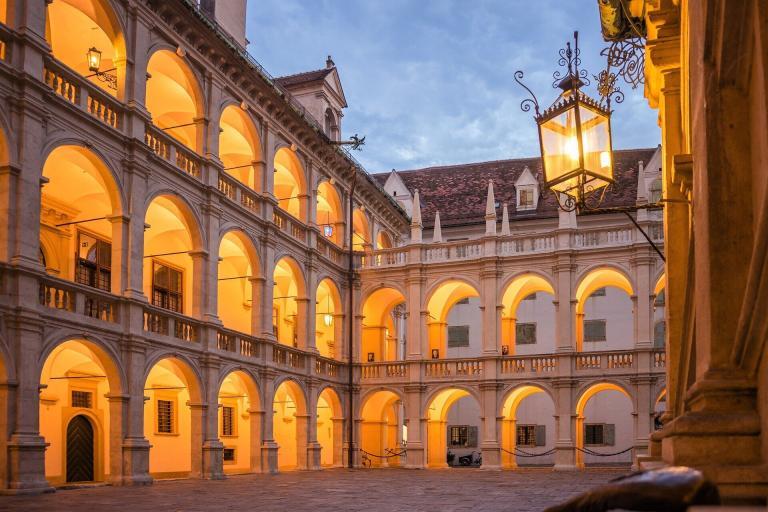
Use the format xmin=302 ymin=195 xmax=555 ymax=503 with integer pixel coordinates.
xmin=514 ymin=166 xmax=539 ymax=211
xmin=519 ymin=188 xmax=535 ymax=209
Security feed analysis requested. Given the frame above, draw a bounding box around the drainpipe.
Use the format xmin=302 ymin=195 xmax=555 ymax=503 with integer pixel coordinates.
xmin=347 ymin=170 xmax=358 ymax=468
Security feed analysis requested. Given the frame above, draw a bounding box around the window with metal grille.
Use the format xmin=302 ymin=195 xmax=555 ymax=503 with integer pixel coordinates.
xmin=450 ymin=426 xmax=468 ymax=447
xmin=223 ymin=448 xmax=236 ymax=462
xmin=584 ymin=319 xmax=607 ymax=342
xmin=447 ymin=325 xmax=470 ymax=347
xmin=516 ymin=322 xmax=537 ymax=344
xmin=71 ymin=390 xmax=92 ymax=409
xmin=517 ymin=425 xmax=536 ymax=446
xmin=76 ymin=232 xmax=111 ymax=291
xmin=152 ymin=262 xmax=183 ymax=313
xmin=222 ymin=406 xmax=235 ymax=436
xmin=157 ymin=399 xmax=174 ymax=434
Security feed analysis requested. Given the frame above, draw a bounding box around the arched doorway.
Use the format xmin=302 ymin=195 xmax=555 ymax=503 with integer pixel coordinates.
xmin=359 ymin=390 xmax=404 ymax=468
xmin=144 ymin=357 xmax=202 ymax=478
xmin=272 ymin=380 xmax=308 ymax=470
xmin=361 ymin=287 xmax=406 ymax=362
xmin=273 ymin=148 xmax=306 ymax=221
xmin=145 ymin=49 xmax=202 ymax=151
xmin=219 ymin=105 xmax=261 ymax=190
xmin=316 ymin=388 xmax=343 ymax=467
xmin=143 ymin=195 xmax=201 ymax=319
xmin=376 ymin=230 xmax=393 ymax=250
xmin=218 ymin=371 xmax=261 ymax=474
xmin=426 ymin=281 xmax=481 ymax=360
xmin=45 ymin=0 xmax=126 ymax=97
xmin=575 ymin=383 xmax=634 ymax=468
xmin=39 ymin=339 xmax=122 ymax=485
xmin=316 ymin=181 xmax=343 ymax=246
xmin=315 ymin=278 xmax=341 ymax=359
xmin=426 ymin=388 xmax=482 ymax=468
xmin=575 ymin=268 xmax=635 ymax=352
xmin=272 ymin=257 xmax=306 ymax=348
xmin=40 ymin=145 xmax=123 ymax=294
xmin=499 ymin=385 xmax=555 ymax=468
xmin=500 ymin=274 xmax=556 ymax=355
xmin=66 ymin=415 xmax=94 ymax=482
xmin=218 ymin=231 xmax=259 ymax=334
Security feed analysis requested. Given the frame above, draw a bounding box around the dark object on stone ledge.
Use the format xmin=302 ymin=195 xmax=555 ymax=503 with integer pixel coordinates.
xmin=544 ymin=466 xmax=720 ymax=512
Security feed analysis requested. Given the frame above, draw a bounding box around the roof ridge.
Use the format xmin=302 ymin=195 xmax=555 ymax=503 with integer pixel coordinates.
xmin=275 ymin=67 xmax=333 ymax=81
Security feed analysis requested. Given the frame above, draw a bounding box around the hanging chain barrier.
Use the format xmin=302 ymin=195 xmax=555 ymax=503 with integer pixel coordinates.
xmin=359 ymin=447 xmax=407 ymax=468
xmin=576 ymin=446 xmax=634 ymax=457
xmin=499 ymin=446 xmax=557 ymax=458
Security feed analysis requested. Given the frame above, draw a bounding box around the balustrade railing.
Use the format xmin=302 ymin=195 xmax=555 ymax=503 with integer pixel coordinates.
xmin=39 ymin=276 xmax=119 ymax=323
xmin=143 ymin=305 xmax=199 ymax=343
xmin=43 ymin=58 xmax=122 ymax=131
xmin=272 ymin=207 xmax=308 ymax=243
xmin=144 ymin=124 xmax=201 ymax=180
xmin=217 ymin=173 xmax=262 ymax=215
xmin=273 ymin=345 xmax=305 ymax=369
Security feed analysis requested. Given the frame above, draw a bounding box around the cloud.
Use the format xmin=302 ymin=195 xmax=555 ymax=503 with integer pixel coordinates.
xmin=247 ymin=0 xmax=660 ymax=172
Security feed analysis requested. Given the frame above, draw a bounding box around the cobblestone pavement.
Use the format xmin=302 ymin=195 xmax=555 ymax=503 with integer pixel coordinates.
xmin=0 ymin=468 xmax=627 ymax=512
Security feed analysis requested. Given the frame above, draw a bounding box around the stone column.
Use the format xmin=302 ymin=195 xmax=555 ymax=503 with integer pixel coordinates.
xmin=121 ymin=339 xmax=152 ymax=485
xmin=553 ymin=260 xmax=576 ymax=353
xmin=632 ymin=255 xmax=654 ymax=348
xmin=200 ymin=357 xmax=224 ymax=480
xmin=295 ymin=297 xmax=309 ymax=350
xmin=249 ymin=276 xmax=265 ymax=335
xmin=332 ymin=417 xmax=344 ymax=467
xmin=404 ymin=384 xmax=425 ymax=468
xmin=200 ymin=203 xmax=222 ymax=323
xmin=480 ymin=265 xmax=500 ymax=355
xmin=260 ymin=239 xmax=277 ymax=340
xmin=479 ymin=382 xmax=501 ymax=469
xmin=248 ymin=408 xmax=264 ymax=472
xmin=105 ymin=394 xmax=129 ymax=485
xmin=260 ymin=372 xmax=278 ymax=473
xmin=552 ymin=379 xmax=576 ymax=471
xmin=108 ymin=214 xmax=130 ymax=295
xmin=294 ymin=413 xmax=310 ymax=470
xmin=190 ymin=250 xmax=209 ymax=319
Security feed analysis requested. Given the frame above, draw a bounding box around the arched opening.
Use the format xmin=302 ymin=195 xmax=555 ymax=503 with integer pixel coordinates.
xmin=273 ymin=147 xmax=306 ymax=221
xmin=40 ymin=145 xmax=122 ymax=295
xmin=272 ymin=380 xmax=307 ymax=470
xmin=316 ymin=181 xmax=343 ymax=246
xmin=376 ymin=230 xmax=393 ymax=250
xmin=352 ymin=208 xmax=370 ymax=252
xmin=575 ymin=383 xmax=634 ymax=468
xmin=218 ymin=370 xmax=261 ymax=474
xmin=146 ymin=49 xmax=202 ymax=151
xmin=316 ymin=388 xmax=343 ymax=467
xmin=39 ymin=339 xmax=123 ymax=485
xmin=361 ymin=288 xmax=406 ymax=362
xmin=144 ymin=357 xmax=202 ymax=478
xmin=426 ymin=281 xmax=481 ymax=359
xmin=143 ymin=195 xmax=201 ymax=318
xmin=272 ymin=257 xmax=306 ymax=348
xmin=315 ymin=278 xmax=341 ymax=359
xmin=359 ymin=390 xmax=404 ymax=468
xmin=219 ymin=105 xmax=261 ymax=190
xmin=45 ymin=0 xmax=126 ymax=97
xmin=575 ymin=269 xmax=635 ymax=352
xmin=500 ymin=275 xmax=556 ymax=356
xmin=218 ymin=231 xmax=259 ymax=334
xmin=499 ymin=385 xmax=555 ymax=468
xmin=426 ymin=388 xmax=482 ymax=468
xmin=324 ymin=108 xmax=338 ymax=141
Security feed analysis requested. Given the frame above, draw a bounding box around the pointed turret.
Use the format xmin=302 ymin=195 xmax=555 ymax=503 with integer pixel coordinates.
xmin=433 ymin=211 xmax=442 ymax=243
xmin=485 ymin=180 xmax=497 ymax=235
xmin=410 ymin=189 xmax=422 ymax=242
xmin=501 ymin=203 xmax=510 ymax=236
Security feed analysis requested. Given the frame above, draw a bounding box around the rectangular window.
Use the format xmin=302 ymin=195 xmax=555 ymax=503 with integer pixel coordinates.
xmin=157 ymin=399 xmax=174 ymax=434
xmin=516 ymin=425 xmax=536 ymax=447
xmin=222 ymin=406 xmax=235 ymax=437
xmin=71 ymin=390 xmax=93 ymax=409
xmin=584 ymin=319 xmax=607 ymax=342
xmin=515 ymin=322 xmax=537 ymax=345
xmin=450 ymin=426 xmax=468 ymax=447
xmin=447 ymin=325 xmax=470 ymax=347
xmin=152 ymin=262 xmax=183 ymax=313
xmin=76 ymin=232 xmax=112 ymax=291
xmin=585 ymin=424 xmax=604 ymax=445
xmin=519 ymin=188 xmax=534 ymax=208
xmin=223 ymin=448 xmax=236 ymax=462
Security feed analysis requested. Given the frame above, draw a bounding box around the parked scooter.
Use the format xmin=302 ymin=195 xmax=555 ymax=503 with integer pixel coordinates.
xmin=457 ymin=451 xmax=482 ymax=466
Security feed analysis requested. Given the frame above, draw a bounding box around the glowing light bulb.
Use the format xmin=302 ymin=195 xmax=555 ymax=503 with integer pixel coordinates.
xmin=86 ymin=47 xmax=102 ymax=73
xmin=565 ymin=137 xmax=580 ymax=162
xmin=323 ymin=313 xmax=333 ymax=326
xmin=600 ymin=151 xmax=611 ymax=169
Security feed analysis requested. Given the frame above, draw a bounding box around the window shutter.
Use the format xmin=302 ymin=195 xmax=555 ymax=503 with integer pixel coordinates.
xmin=467 ymin=426 xmax=478 ymax=448
xmin=604 ymin=424 xmax=615 ymax=446
xmin=535 ymin=425 xmax=546 ymax=446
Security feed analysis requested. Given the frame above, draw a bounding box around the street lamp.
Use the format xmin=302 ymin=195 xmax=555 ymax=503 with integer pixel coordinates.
xmin=84 ymin=46 xmax=118 ymax=91
xmin=516 ymin=32 xmax=623 ymax=212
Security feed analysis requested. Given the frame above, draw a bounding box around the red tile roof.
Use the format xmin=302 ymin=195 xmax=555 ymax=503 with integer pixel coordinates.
xmin=374 ymin=148 xmax=658 ymax=228
xmin=275 ymin=68 xmax=334 ymax=88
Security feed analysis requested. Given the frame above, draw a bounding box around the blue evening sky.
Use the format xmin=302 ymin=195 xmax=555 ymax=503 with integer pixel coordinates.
xmin=246 ymin=1 xmax=660 ymax=173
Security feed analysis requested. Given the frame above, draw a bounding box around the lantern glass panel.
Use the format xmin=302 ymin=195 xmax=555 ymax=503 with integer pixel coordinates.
xmin=578 ymin=104 xmax=613 ymax=183
xmin=539 ymin=104 xmax=580 ymax=194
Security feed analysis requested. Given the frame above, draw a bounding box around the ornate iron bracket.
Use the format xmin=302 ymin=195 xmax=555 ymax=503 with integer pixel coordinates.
xmin=332 ymin=134 xmax=366 ymax=151
xmin=84 ymin=67 xmax=118 ymax=91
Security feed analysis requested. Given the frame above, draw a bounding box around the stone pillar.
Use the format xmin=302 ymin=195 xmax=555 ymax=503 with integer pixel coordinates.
xmin=200 ymin=358 xmax=224 ymax=480
xmin=295 ymin=414 xmax=310 ymax=470
xmin=248 ymin=408 xmax=264 ymax=472
xmin=332 ymin=417 xmax=344 ymax=467
xmin=260 ymin=240 xmax=276 ymax=340
xmin=249 ymin=276 xmax=265 ymax=335
xmin=108 ymin=214 xmax=130 ymax=295
xmin=123 ymin=162 xmax=149 ymax=301
xmin=106 ymin=394 xmax=129 ymax=485
xmin=121 ymin=339 xmax=152 ymax=485
xmin=631 ymin=376 xmax=654 ymax=468
xmin=480 ymin=265 xmax=500 ymax=355
xmin=190 ymin=250 xmax=209 ymax=319
xmin=404 ymin=384 xmax=425 ymax=468
xmin=553 ymin=261 xmax=576 ymax=353
xmin=479 ymin=383 xmax=501 ymax=469
xmin=405 ymin=272 xmax=425 ymax=360
xmin=295 ymin=297 xmax=309 ymax=350
xmin=632 ymin=255 xmax=654 ymax=348
xmin=260 ymin=373 xmax=278 ymax=473
xmin=553 ymin=380 xmax=576 ymax=471
xmin=200 ymin=204 xmax=222 ymax=323
xmin=188 ymin=402 xmax=207 ymax=479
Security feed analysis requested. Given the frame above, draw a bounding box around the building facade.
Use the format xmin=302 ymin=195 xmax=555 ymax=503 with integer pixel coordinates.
xmin=0 ymin=0 xmax=666 ymax=493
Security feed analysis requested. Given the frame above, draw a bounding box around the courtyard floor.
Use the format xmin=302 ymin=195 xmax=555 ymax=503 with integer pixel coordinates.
xmin=0 ymin=468 xmax=627 ymax=512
